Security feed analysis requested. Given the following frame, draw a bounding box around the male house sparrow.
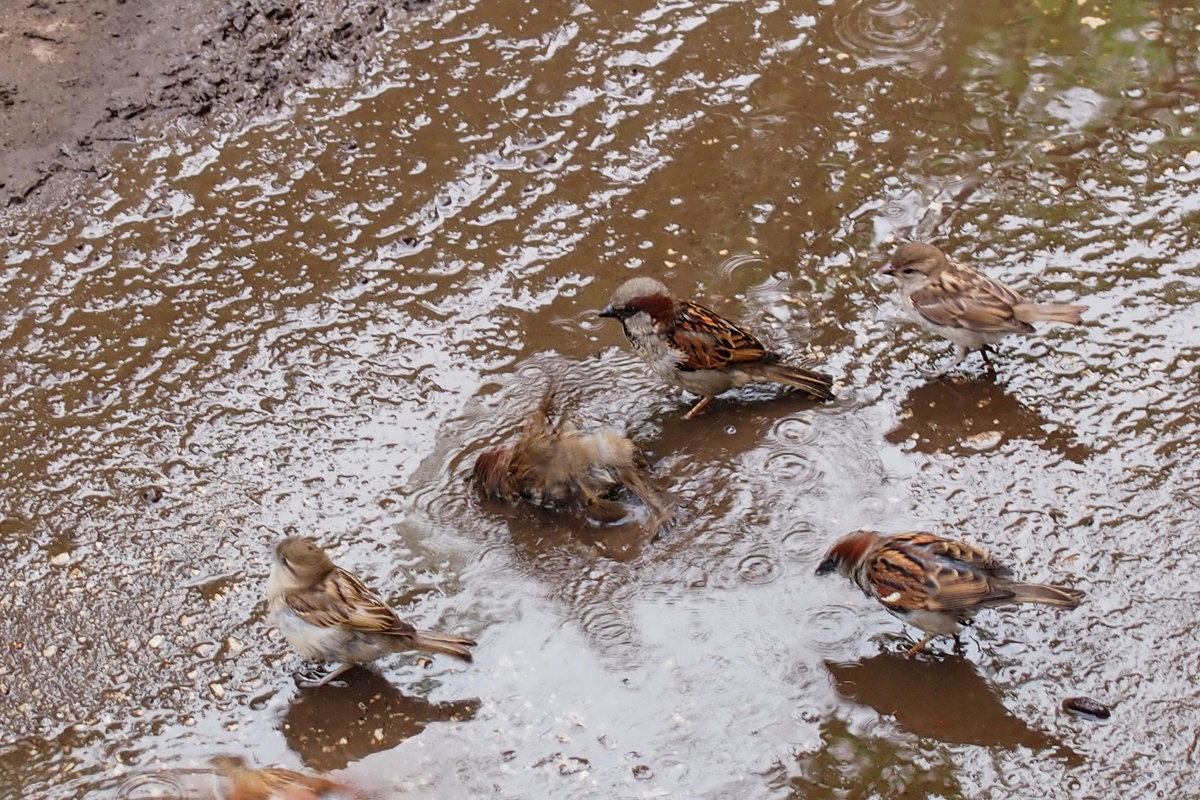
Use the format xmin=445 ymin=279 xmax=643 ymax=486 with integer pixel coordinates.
xmin=816 ymin=529 xmax=1084 ymax=655
xmin=599 ymin=277 xmax=834 ymax=418
xmin=267 ymin=537 xmax=475 ymax=687
xmin=879 ymin=242 xmax=1087 ymax=374
xmin=474 ymin=390 xmax=675 ymax=533
xmin=210 ymin=755 xmax=347 ymax=800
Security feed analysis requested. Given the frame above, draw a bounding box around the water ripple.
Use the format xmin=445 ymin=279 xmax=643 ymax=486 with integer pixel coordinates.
xmin=831 ymin=0 xmax=945 ymax=68
xmin=737 ymin=553 xmax=782 ymax=585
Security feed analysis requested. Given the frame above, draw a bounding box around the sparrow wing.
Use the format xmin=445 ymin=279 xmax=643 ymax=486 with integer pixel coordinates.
xmin=669 ymin=299 xmax=770 ymax=370
xmin=614 ymin=464 xmax=677 ymax=534
xmin=866 ymin=532 xmax=1013 ymax=612
xmin=285 ymin=568 xmax=417 ymax=636
xmin=909 ymin=264 xmax=1034 ymax=334
xmin=894 ymin=531 xmax=1012 ymax=576
xmin=256 ymin=768 xmax=339 ymax=797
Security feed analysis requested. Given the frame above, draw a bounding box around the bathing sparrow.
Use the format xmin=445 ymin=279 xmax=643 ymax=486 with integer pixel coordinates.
xmin=599 ymin=276 xmax=833 ymax=418
xmin=816 ymin=529 xmax=1084 ymax=655
xmin=267 ymin=537 xmax=474 ymax=687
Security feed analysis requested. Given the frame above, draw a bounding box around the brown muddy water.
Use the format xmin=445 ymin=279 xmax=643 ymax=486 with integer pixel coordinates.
xmin=3 ymin=1 xmax=1200 ymax=798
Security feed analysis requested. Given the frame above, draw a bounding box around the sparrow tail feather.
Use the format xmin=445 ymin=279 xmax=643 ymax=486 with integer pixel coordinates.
xmin=408 ymin=629 xmax=476 ymax=661
xmin=1013 ymin=303 xmax=1086 ymax=325
xmin=753 ymin=363 xmax=835 ymax=402
xmin=1007 ymin=582 xmax=1085 ymax=608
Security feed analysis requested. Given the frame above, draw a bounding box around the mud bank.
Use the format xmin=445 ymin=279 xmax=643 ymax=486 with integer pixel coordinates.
xmin=0 ymin=0 xmax=418 ymax=208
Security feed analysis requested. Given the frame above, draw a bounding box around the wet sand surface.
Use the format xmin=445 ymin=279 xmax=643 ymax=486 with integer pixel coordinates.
xmin=0 ymin=0 xmax=403 ymax=205
xmin=2 ymin=0 xmax=1200 ymax=798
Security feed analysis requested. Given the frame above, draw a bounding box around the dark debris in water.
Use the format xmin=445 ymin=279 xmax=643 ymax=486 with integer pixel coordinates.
xmin=1063 ymin=696 xmax=1112 ymax=722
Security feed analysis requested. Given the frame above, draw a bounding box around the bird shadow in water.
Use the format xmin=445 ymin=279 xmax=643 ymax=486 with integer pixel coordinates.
xmin=282 ymin=666 xmax=480 ymax=771
xmin=824 ymin=653 xmax=1082 ymax=765
xmin=488 ymin=497 xmax=666 ymax=563
xmin=885 ymin=377 xmax=1088 ymax=461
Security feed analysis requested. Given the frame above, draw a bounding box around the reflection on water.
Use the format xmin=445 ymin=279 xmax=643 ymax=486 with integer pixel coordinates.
xmin=3 ymin=0 xmax=1200 ymax=798
xmin=772 ymin=717 xmax=962 ymax=799
xmin=826 ymin=654 xmax=1079 ymax=762
xmin=886 ymin=378 xmax=1088 ymax=460
xmin=283 ymin=667 xmax=480 ymax=771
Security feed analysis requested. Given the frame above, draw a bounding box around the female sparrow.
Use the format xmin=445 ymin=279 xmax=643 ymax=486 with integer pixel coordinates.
xmin=211 ymin=755 xmax=347 ymax=800
xmin=879 ymin=242 xmax=1087 ymax=374
xmin=474 ymin=389 xmax=675 ymax=533
xmin=816 ymin=529 xmax=1084 ymax=656
xmin=266 ymin=537 xmax=475 ymax=687
xmin=599 ymin=277 xmax=834 ymax=418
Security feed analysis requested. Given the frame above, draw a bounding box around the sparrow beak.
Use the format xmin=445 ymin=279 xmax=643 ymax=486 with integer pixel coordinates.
xmin=815 ymin=558 xmax=838 ymax=576
xmin=877 ymin=262 xmax=895 ymax=276
xmin=598 ymin=304 xmax=617 ymax=319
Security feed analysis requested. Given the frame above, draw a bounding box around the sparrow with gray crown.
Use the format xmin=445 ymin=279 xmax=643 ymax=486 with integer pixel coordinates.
xmin=879 ymin=242 xmax=1087 ymax=374
xmin=599 ymin=277 xmax=834 ymax=418
xmin=267 ymin=537 xmax=474 ymax=687
xmin=816 ymin=529 xmax=1084 ymax=656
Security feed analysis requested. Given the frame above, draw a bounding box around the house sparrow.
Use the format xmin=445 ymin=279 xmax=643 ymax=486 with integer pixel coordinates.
xmin=267 ymin=537 xmax=475 ymax=687
xmin=474 ymin=389 xmax=675 ymax=534
xmin=599 ymin=277 xmax=834 ymax=418
xmin=816 ymin=529 xmax=1084 ymax=655
xmin=211 ymin=755 xmax=346 ymax=800
xmin=879 ymin=242 xmax=1087 ymax=374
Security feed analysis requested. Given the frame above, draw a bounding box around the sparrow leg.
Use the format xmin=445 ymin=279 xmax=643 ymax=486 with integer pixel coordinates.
xmin=904 ymin=633 xmax=936 ymax=657
xmin=299 ymin=663 xmax=354 ymax=688
xmin=979 ymin=345 xmax=997 ymax=376
xmin=920 ymin=346 xmax=969 ymax=378
xmin=682 ymin=396 xmax=713 ymax=419
xmin=939 ymin=346 xmax=970 ymax=376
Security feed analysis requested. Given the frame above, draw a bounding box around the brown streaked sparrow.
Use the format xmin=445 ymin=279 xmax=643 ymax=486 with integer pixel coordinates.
xmin=474 ymin=390 xmax=675 ymax=534
xmin=267 ymin=537 xmax=475 ymax=687
xmin=211 ymin=755 xmax=347 ymax=800
xmin=599 ymin=277 xmax=834 ymax=418
xmin=879 ymin=242 xmax=1087 ymax=374
xmin=816 ymin=529 xmax=1084 ymax=656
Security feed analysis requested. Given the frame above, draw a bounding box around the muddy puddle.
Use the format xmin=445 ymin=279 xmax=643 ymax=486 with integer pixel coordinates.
xmin=3 ymin=0 xmax=1200 ymax=797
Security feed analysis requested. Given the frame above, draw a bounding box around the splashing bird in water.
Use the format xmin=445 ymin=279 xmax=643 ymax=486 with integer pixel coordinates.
xmin=816 ymin=529 xmax=1084 ymax=656
xmin=599 ymin=276 xmax=834 ymax=418
xmin=879 ymin=242 xmax=1087 ymax=375
xmin=211 ymin=755 xmax=347 ymax=800
xmin=266 ymin=537 xmax=475 ymax=687
xmin=474 ymin=388 xmax=676 ymax=534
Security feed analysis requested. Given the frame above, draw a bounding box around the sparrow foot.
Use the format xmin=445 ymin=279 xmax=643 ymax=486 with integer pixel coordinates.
xmin=918 ymin=362 xmax=949 ymax=379
xmin=923 ymin=344 xmax=971 ymax=378
xmin=682 ymin=395 xmax=713 ymax=419
xmin=295 ymin=663 xmax=353 ymax=688
xmin=904 ymin=634 xmax=936 ymax=658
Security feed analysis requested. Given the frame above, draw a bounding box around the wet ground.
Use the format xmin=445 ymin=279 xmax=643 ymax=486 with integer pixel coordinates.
xmin=0 ymin=0 xmax=406 ymax=205
xmin=3 ymin=0 xmax=1200 ymax=797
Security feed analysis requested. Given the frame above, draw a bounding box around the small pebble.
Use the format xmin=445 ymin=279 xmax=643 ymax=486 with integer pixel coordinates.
xmin=1063 ymin=696 xmax=1111 ymax=721
xmin=139 ymin=486 xmax=165 ymax=504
